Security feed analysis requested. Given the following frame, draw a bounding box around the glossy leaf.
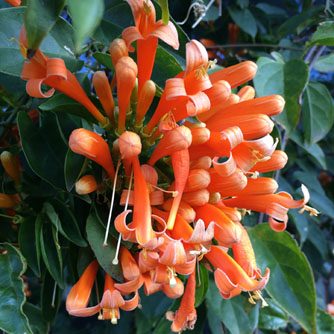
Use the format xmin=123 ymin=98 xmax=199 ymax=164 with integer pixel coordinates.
xmin=316 ymin=309 xmax=334 ymax=334
xmin=228 ymin=7 xmax=257 ymax=38
xmin=248 ymin=224 xmax=316 ymax=333
xmin=0 ymin=243 xmax=32 ymax=334
xmin=67 ymin=0 xmax=104 ymax=53
xmin=258 ymin=299 xmax=289 ymax=330
xmin=194 ymin=262 xmax=209 ymax=307
xmin=24 ymin=0 xmax=65 ymax=55
xmin=41 ymin=270 xmax=63 ymax=323
xmin=310 ymin=21 xmax=334 ymax=46
xmin=254 ymin=56 xmax=309 ymax=134
xmin=313 ymin=54 xmax=334 ymax=73
xmin=93 ymin=52 xmax=114 ymax=70
xmin=64 ymin=149 xmax=86 ymax=192
xmin=38 ymin=94 xmax=96 ymax=123
xmin=44 ymin=199 xmax=87 ymax=247
xmin=86 ymin=213 xmax=123 ymax=282
xmin=23 ymin=303 xmax=49 ymax=334
xmin=302 ymin=81 xmax=334 ymax=145
xmin=206 ymin=279 xmax=258 ymax=334
xmin=18 ymin=111 xmax=68 ymax=190
xmin=0 ymin=7 xmax=82 ymax=79
xmin=18 ymin=216 xmax=41 ymax=277
xmin=40 ymin=221 xmax=64 ymax=288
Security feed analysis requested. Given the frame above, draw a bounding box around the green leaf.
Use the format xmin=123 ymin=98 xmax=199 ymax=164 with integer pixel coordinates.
xmin=248 ymin=224 xmax=316 ymax=333
xmin=306 ymin=219 xmax=328 ymax=260
xmin=278 ymin=6 xmax=324 ymax=36
xmin=302 ymin=81 xmax=334 ymax=145
xmin=18 ymin=216 xmax=41 ymax=276
xmin=158 ymin=0 xmax=169 ymax=24
xmin=93 ymin=52 xmax=114 ymax=70
xmin=40 ymin=221 xmax=64 ymax=288
xmin=41 ymin=270 xmax=63 ymax=323
xmin=23 ymin=303 xmax=49 ymax=334
xmin=258 ymin=299 xmax=289 ymax=330
xmin=194 ymin=262 xmax=209 ymax=307
xmin=206 ymin=280 xmax=257 ymax=334
xmin=0 ymin=243 xmax=33 ymax=334
xmin=290 ymin=130 xmax=327 ymax=169
xmin=44 ymin=199 xmax=87 ymax=247
xmin=313 ymin=54 xmax=334 ymax=73
xmin=38 ymin=94 xmax=96 ymax=123
xmin=64 ymin=149 xmax=86 ymax=192
xmin=86 ymin=213 xmax=123 ymax=282
xmin=228 ymin=7 xmax=257 ymax=38
xmin=0 ymin=7 xmax=83 ymax=79
xmin=310 ymin=21 xmax=334 ymax=46
xmin=24 ymin=0 xmax=66 ymax=55
xmin=67 ymin=0 xmax=104 ymax=53
xmin=317 ymin=309 xmax=334 ymax=334
xmin=254 ymin=56 xmax=309 ymax=135
xmin=18 ymin=111 xmax=68 ymax=190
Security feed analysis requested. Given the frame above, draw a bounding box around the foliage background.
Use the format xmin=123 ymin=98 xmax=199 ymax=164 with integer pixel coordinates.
xmin=0 ymin=0 xmax=334 ymax=333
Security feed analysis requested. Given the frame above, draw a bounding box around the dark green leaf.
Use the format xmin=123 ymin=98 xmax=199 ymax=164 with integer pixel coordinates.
xmin=18 ymin=111 xmax=68 ymax=190
xmin=310 ymin=21 xmax=334 ymax=46
xmin=258 ymin=299 xmax=289 ymax=330
xmin=317 ymin=309 xmax=334 ymax=334
xmin=44 ymin=199 xmax=87 ymax=247
xmin=0 ymin=243 xmax=32 ymax=334
xmin=313 ymin=54 xmax=334 ymax=73
xmin=228 ymin=7 xmax=257 ymax=38
xmin=302 ymin=81 xmax=334 ymax=145
xmin=194 ymin=262 xmax=209 ymax=307
xmin=38 ymin=94 xmax=96 ymax=123
xmin=237 ymin=0 xmax=249 ymax=9
xmin=248 ymin=224 xmax=316 ymax=333
xmin=86 ymin=213 xmax=123 ymax=282
xmin=67 ymin=0 xmax=104 ymax=53
xmin=306 ymin=219 xmax=328 ymax=260
xmin=290 ymin=130 xmax=327 ymax=169
xmin=23 ymin=303 xmax=49 ymax=334
xmin=24 ymin=0 xmax=66 ymax=53
xmin=278 ymin=6 xmax=324 ymax=36
xmin=41 ymin=270 xmax=63 ymax=323
xmin=0 ymin=7 xmax=83 ymax=79
xmin=40 ymin=221 xmax=64 ymax=288
xmin=18 ymin=216 xmax=41 ymax=276
xmin=64 ymin=149 xmax=86 ymax=192
xmin=255 ymin=3 xmax=287 ymax=16
xmin=289 ymin=210 xmax=309 ymax=245
xmin=93 ymin=52 xmax=114 ymax=70
xmin=206 ymin=279 xmax=257 ymax=334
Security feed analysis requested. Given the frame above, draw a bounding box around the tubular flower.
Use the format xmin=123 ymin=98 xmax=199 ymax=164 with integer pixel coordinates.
xmin=122 ymin=0 xmax=179 ymax=94
xmin=75 ymin=175 xmax=98 ymax=195
xmin=69 ymin=128 xmax=115 ymax=180
xmin=19 ymin=27 xmax=108 ymax=127
xmin=166 ymin=269 xmax=197 ymax=332
xmin=1 ymin=151 xmax=21 ymax=186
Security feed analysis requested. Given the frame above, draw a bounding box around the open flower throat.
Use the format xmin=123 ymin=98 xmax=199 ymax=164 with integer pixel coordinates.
xmin=20 ymin=0 xmax=316 ymax=332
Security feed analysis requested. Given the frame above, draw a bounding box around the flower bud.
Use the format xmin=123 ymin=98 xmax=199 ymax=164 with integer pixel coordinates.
xmin=75 ymin=175 xmax=98 ymax=195
xmin=110 ymin=38 xmax=128 ymax=67
xmin=0 ymin=193 xmax=16 ymax=209
xmin=184 ymin=169 xmax=211 ymax=192
xmin=1 ymin=151 xmax=20 ymax=186
xmin=118 ymin=131 xmax=142 ymax=160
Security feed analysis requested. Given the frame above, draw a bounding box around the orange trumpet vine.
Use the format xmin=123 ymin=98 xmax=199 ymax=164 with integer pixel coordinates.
xmin=19 ymin=27 xmax=108 ymax=127
xmin=69 ymin=128 xmax=115 ymax=180
xmin=122 ymin=0 xmax=179 ymax=94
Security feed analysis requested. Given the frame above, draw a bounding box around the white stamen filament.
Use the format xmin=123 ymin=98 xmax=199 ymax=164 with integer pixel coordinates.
xmin=112 ymin=169 xmax=134 ymax=265
xmin=104 ymin=159 xmax=121 ymax=247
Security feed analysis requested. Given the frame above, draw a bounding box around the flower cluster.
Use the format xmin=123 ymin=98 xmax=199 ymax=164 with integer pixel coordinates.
xmin=19 ymin=0 xmax=317 ymax=332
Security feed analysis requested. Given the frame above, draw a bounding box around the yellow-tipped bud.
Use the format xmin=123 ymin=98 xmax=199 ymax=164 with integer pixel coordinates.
xmin=75 ymin=175 xmax=98 ymax=195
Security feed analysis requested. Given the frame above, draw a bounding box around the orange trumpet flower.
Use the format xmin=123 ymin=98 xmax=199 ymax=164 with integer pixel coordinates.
xmin=122 ymin=0 xmax=179 ymax=94
xmin=205 ymin=245 xmax=270 ymax=299
xmin=166 ymin=269 xmax=197 ymax=332
xmin=69 ymin=128 xmax=115 ymax=180
xmin=19 ymin=27 xmax=108 ymax=127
